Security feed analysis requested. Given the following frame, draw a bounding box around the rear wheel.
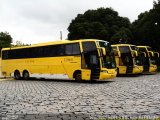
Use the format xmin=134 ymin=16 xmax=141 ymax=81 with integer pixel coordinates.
xmin=14 ymin=70 xmax=21 ymax=80
xmin=23 ymin=71 xmax=29 ymax=80
xmin=75 ymin=72 xmax=82 ymax=82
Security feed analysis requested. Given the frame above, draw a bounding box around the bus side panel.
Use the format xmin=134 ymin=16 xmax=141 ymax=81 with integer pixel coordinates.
xmin=1 ymin=56 xmax=82 ymax=80
xmin=115 ymin=56 xmax=127 ymax=74
xmin=1 ymin=60 xmax=17 ymax=77
xmin=81 ymin=69 xmax=91 ymax=80
xmin=118 ymin=66 xmax=127 ymax=74
xmin=62 ymin=56 xmax=81 ymax=79
xmin=149 ymin=65 xmax=157 ymax=73
xmin=0 ymin=57 xmax=2 ymax=77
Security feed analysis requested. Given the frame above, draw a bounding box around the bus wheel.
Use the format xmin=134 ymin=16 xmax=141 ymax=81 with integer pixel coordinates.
xmin=75 ymin=72 xmax=82 ymax=82
xmin=14 ymin=70 xmax=21 ymax=80
xmin=117 ymin=68 xmax=119 ymax=77
xmin=23 ymin=70 xmax=29 ymax=80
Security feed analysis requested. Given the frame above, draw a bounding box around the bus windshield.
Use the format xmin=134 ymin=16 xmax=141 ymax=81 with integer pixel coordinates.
xmin=134 ymin=55 xmax=142 ymax=66
xmin=131 ymin=46 xmax=142 ymax=66
xmin=98 ymin=41 xmax=116 ymax=69
xmin=131 ymin=46 xmax=138 ymax=51
xmin=150 ymin=57 xmax=156 ymax=65
xmin=119 ymin=46 xmax=130 ymax=53
xmin=147 ymin=47 xmax=152 ymax=51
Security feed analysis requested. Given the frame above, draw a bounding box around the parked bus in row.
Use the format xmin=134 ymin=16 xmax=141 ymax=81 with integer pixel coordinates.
xmin=137 ymin=46 xmax=159 ymax=73
xmin=111 ymin=44 xmax=143 ymax=75
xmin=1 ymin=39 xmax=117 ymax=81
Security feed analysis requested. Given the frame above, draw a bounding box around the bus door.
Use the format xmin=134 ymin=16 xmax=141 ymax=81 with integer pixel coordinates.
xmin=83 ymin=51 xmax=100 ymax=80
xmin=121 ymin=53 xmax=133 ymax=74
xmin=142 ymin=53 xmax=150 ymax=72
xmin=126 ymin=53 xmax=133 ymax=74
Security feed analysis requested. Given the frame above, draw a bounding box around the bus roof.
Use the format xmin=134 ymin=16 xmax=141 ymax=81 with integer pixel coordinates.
xmin=2 ymin=39 xmax=107 ymax=51
xmin=111 ymin=44 xmax=135 ymax=47
xmin=137 ymin=46 xmax=151 ymax=48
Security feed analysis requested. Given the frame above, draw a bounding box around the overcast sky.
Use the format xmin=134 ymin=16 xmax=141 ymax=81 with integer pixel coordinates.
xmin=0 ymin=0 xmax=154 ymax=44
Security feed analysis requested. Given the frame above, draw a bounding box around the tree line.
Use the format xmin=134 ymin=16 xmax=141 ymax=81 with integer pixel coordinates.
xmin=68 ymin=0 xmax=160 ymax=51
xmin=0 ymin=0 xmax=160 ymax=51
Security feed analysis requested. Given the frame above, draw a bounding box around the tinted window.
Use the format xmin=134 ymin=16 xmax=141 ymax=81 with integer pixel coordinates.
xmin=2 ymin=51 xmax=8 ymax=59
xmin=147 ymin=47 xmax=152 ymax=51
xmin=130 ymin=46 xmax=137 ymax=51
xmin=65 ymin=44 xmax=72 ymax=55
xmin=82 ymin=42 xmax=96 ymax=52
xmin=99 ymin=41 xmax=112 ymax=52
xmin=138 ymin=48 xmax=147 ymax=52
xmin=72 ymin=44 xmax=80 ymax=55
xmin=57 ymin=45 xmax=64 ymax=56
xmin=65 ymin=43 xmax=80 ymax=55
xmin=119 ymin=46 xmax=130 ymax=53
xmin=99 ymin=42 xmax=110 ymax=48
xmin=2 ymin=43 xmax=80 ymax=60
xmin=48 ymin=45 xmax=57 ymax=57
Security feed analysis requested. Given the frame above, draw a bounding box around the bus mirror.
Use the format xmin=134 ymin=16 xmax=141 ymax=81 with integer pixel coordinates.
xmin=118 ymin=51 xmax=121 ymax=57
xmin=142 ymin=52 xmax=146 ymax=57
xmin=134 ymin=51 xmax=138 ymax=57
xmin=154 ymin=52 xmax=159 ymax=58
xmin=101 ymin=48 xmax=106 ymax=56
xmin=148 ymin=51 xmax=154 ymax=57
xmin=131 ymin=51 xmax=138 ymax=57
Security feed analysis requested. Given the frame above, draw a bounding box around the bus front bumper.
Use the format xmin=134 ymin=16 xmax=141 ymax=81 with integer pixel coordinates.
xmin=99 ymin=70 xmax=117 ymax=80
xmin=149 ymin=65 xmax=157 ymax=73
xmin=132 ymin=66 xmax=143 ymax=74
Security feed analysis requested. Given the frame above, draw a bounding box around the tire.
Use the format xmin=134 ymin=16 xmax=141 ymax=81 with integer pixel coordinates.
xmin=14 ymin=70 xmax=21 ymax=80
xmin=116 ymin=68 xmax=119 ymax=77
xmin=23 ymin=71 xmax=29 ymax=80
xmin=75 ymin=72 xmax=82 ymax=82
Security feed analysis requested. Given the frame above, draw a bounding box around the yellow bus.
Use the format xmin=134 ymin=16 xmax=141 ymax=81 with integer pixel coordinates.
xmin=111 ymin=44 xmax=143 ymax=75
xmin=0 ymin=56 xmax=1 ymax=77
xmin=1 ymin=39 xmax=117 ymax=81
xmin=0 ymin=50 xmax=2 ymax=77
xmin=137 ymin=46 xmax=159 ymax=73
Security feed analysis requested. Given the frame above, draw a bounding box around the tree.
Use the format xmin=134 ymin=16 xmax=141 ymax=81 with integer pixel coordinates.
xmin=68 ymin=7 xmax=132 ymax=44
xmin=132 ymin=0 xmax=160 ymax=50
xmin=111 ymin=27 xmax=133 ymax=44
xmin=0 ymin=32 xmax=12 ymax=49
xmin=11 ymin=41 xmax=31 ymax=47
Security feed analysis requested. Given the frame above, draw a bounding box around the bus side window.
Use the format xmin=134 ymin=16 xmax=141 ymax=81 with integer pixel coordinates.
xmin=72 ymin=44 xmax=80 ymax=55
xmin=65 ymin=44 xmax=72 ymax=55
xmin=57 ymin=45 xmax=64 ymax=56
xmin=65 ymin=43 xmax=80 ymax=55
xmin=2 ymin=51 xmax=9 ymax=59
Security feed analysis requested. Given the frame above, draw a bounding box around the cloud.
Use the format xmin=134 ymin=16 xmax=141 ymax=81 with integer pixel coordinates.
xmin=0 ymin=0 xmax=153 ymax=44
xmin=106 ymin=0 xmax=153 ymax=22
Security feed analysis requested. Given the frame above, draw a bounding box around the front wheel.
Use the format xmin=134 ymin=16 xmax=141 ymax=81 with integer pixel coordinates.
xmin=116 ymin=68 xmax=119 ymax=77
xmin=75 ymin=72 xmax=82 ymax=82
xmin=14 ymin=70 xmax=21 ymax=80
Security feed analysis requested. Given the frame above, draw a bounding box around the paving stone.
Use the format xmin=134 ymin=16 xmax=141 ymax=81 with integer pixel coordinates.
xmin=1 ymin=74 xmax=160 ymax=119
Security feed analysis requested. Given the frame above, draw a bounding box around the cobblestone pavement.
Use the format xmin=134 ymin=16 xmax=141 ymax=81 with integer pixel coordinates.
xmin=0 ymin=74 xmax=160 ymax=119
